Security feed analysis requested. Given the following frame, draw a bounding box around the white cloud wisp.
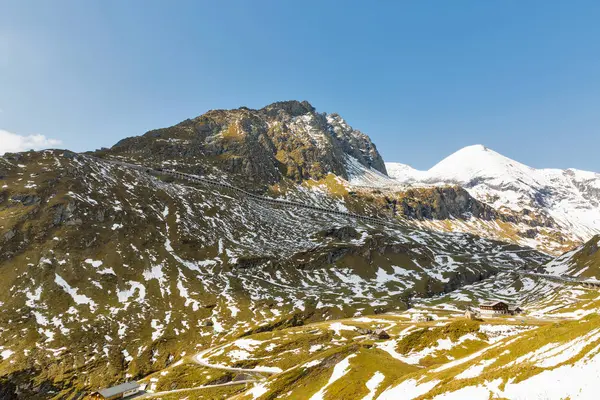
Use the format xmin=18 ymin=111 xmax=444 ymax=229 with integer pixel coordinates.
xmin=0 ymin=129 xmax=61 ymax=155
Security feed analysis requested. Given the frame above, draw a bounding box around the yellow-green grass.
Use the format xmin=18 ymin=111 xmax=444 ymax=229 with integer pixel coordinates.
xmin=396 ymin=320 xmax=484 ymax=354
xmin=140 ymin=364 xmax=235 ymax=392
xmin=303 ymin=174 xmax=349 ymax=197
xmin=322 ymin=347 xmax=419 ymax=400
xmin=409 ymin=313 xmax=600 ymax=399
xmin=144 ymin=384 xmax=246 ymax=400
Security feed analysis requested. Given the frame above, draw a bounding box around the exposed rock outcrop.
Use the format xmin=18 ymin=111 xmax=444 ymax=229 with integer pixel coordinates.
xmin=102 ymin=100 xmax=386 ymax=188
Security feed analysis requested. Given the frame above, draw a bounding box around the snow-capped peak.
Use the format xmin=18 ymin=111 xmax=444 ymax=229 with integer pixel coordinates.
xmin=388 ymin=144 xmax=538 ymax=187
xmin=385 ymin=144 xmax=600 ymax=245
xmin=428 ymin=144 xmax=534 ymax=183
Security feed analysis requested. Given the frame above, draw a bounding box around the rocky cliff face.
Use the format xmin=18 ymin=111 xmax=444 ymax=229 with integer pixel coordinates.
xmin=395 ymin=186 xmax=498 ymax=220
xmin=343 ymin=184 xmax=566 ymax=254
xmin=102 ymin=101 xmax=386 ymax=189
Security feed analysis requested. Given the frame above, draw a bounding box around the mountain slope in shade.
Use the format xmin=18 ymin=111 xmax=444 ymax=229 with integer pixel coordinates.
xmin=545 ymin=235 xmax=600 ymax=279
xmin=385 ymin=145 xmax=600 ymax=253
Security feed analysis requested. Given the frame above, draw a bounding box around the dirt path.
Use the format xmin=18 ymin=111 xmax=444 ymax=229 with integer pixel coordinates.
xmin=193 ymin=347 xmax=280 ymax=375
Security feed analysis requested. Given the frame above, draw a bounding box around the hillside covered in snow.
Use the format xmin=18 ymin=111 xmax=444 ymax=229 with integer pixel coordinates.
xmin=383 ymin=145 xmax=600 ymax=254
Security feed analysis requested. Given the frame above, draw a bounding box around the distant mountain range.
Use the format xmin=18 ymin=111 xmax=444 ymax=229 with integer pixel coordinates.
xmin=383 ymin=144 xmax=600 ymax=254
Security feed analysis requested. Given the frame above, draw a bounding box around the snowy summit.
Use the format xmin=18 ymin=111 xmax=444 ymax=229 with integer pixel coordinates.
xmin=386 ymin=144 xmax=600 ymax=244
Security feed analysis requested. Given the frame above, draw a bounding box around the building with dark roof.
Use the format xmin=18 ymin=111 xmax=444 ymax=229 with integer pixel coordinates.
xmin=479 ymin=301 xmax=509 ymax=315
xmin=89 ymin=382 xmax=140 ymax=400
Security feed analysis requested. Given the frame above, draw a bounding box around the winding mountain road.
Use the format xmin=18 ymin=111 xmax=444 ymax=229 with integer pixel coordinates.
xmin=84 ymin=154 xmax=600 ymax=293
xmin=193 ymin=347 xmax=281 ymax=375
xmin=83 ymin=154 xmax=404 ymax=229
xmin=136 ymin=380 xmax=254 ymax=399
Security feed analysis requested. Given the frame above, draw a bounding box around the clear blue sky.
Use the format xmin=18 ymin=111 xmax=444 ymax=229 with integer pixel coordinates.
xmin=1 ymin=1 xmax=600 ymax=171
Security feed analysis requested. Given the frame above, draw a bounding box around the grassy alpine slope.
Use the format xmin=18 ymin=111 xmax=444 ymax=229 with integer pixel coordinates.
xmin=544 ymin=235 xmax=600 ymax=279
xmin=0 ymin=149 xmax=548 ymax=399
xmin=0 ymin=101 xmax=596 ymax=399
xmin=155 ymin=277 xmax=598 ymax=400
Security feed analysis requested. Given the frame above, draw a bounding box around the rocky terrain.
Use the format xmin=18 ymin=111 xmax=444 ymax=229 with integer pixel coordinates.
xmin=0 ymin=101 xmax=598 ymax=399
xmin=101 ymin=101 xmax=385 ymax=189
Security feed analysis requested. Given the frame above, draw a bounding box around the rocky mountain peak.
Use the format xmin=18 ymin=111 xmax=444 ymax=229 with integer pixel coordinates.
xmin=102 ymin=101 xmax=387 ymax=188
xmin=260 ymin=100 xmax=316 ymax=117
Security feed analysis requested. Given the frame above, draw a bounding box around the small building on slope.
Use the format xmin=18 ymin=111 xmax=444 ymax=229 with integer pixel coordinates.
xmin=88 ymin=382 xmax=140 ymax=400
xmin=479 ymin=301 xmax=509 ymax=316
xmin=372 ymin=328 xmax=391 ymax=340
xmin=509 ymin=306 xmax=523 ymax=315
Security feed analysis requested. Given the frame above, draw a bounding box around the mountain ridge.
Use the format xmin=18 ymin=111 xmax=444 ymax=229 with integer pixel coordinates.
xmin=102 ymin=100 xmax=387 ymax=189
xmin=383 ymin=144 xmax=600 ymax=254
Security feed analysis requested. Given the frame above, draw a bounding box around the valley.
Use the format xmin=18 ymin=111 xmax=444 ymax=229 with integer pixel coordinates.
xmin=132 ymin=272 xmax=600 ymax=400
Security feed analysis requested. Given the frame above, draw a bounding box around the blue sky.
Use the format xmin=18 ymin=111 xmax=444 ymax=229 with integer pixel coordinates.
xmin=1 ymin=1 xmax=600 ymax=171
